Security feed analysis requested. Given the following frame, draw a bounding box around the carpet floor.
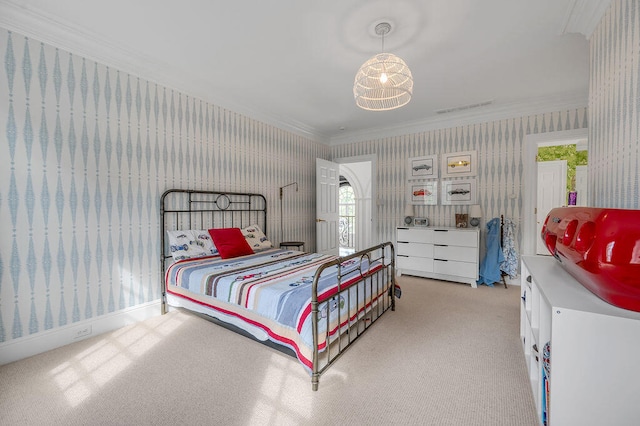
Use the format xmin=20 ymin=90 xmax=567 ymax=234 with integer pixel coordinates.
xmin=0 ymin=275 xmax=538 ymax=425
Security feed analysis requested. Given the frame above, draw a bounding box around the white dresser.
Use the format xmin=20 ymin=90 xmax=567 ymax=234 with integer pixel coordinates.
xmin=396 ymin=227 xmax=480 ymax=287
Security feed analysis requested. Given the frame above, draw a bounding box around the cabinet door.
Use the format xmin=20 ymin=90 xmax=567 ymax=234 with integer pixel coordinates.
xmin=431 ymin=229 xmax=478 ymax=247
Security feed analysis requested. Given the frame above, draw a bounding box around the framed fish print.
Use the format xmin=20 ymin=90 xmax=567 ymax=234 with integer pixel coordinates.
xmin=408 ymin=155 xmax=438 ymax=180
xmin=441 ymin=179 xmax=477 ymax=205
xmin=441 ymin=150 xmax=477 ymax=178
xmin=409 ymin=180 xmax=438 ymax=205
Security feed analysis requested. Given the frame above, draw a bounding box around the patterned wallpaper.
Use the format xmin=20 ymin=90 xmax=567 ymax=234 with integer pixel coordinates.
xmin=4 ymin=0 xmax=633 ymax=348
xmin=0 ymin=28 xmax=329 ymax=344
xmin=331 ymin=109 xmax=588 ymax=253
xmin=589 ymin=0 xmax=640 ymax=208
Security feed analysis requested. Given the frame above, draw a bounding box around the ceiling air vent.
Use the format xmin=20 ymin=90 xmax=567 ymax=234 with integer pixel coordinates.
xmin=435 ymin=100 xmax=494 ymax=114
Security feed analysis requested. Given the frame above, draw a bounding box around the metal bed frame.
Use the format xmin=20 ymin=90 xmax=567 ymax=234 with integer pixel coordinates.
xmin=160 ymin=188 xmax=396 ymax=390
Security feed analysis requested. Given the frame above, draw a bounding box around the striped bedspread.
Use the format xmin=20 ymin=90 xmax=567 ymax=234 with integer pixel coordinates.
xmin=165 ymin=248 xmax=388 ymax=372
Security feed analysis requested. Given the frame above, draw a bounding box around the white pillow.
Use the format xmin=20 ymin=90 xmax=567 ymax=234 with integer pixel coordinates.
xmin=241 ymin=224 xmax=273 ymax=252
xmin=191 ymin=230 xmax=219 ymax=256
xmin=166 ymin=230 xmax=215 ymax=261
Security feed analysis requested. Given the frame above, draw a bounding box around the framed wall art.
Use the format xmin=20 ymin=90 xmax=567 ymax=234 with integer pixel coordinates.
xmin=441 ymin=179 xmax=477 ymax=205
xmin=441 ymin=150 xmax=477 ymax=178
xmin=409 ymin=180 xmax=438 ymax=205
xmin=408 ymin=155 xmax=438 ymax=180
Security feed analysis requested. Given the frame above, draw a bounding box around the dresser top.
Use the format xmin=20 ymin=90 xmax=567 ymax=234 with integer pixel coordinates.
xmin=397 ymin=226 xmax=479 ymax=233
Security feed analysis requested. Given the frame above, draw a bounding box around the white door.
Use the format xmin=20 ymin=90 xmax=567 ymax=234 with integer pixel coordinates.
xmin=316 ymin=158 xmax=339 ymax=255
xmin=536 ymin=160 xmax=567 ymax=255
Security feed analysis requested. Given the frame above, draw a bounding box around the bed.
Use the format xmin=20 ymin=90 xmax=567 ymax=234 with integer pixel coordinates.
xmin=160 ymin=189 xmax=396 ymax=390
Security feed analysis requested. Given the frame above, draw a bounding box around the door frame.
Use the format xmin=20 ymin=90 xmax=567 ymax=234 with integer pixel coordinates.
xmin=575 ymin=165 xmax=588 ymax=206
xmin=522 ymin=128 xmax=588 ymax=256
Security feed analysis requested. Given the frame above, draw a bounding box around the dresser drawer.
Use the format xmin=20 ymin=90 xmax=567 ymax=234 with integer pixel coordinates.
xmin=434 ymin=259 xmax=478 ymax=279
xmin=397 ymin=255 xmax=434 ymax=273
xmin=433 ymin=245 xmax=477 ymax=263
xmin=397 ymin=241 xmax=434 ymax=257
xmin=397 ymin=227 xmax=434 ymax=244
xmin=430 ymin=229 xmax=478 ymax=247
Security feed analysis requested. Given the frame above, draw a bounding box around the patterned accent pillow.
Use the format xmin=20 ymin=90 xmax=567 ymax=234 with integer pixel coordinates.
xmin=241 ymin=224 xmax=273 ymax=252
xmin=191 ymin=230 xmax=219 ymax=256
xmin=166 ymin=230 xmax=213 ymax=261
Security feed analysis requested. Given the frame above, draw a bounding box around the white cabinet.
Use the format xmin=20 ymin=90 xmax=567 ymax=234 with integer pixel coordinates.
xmin=396 ymin=227 xmax=479 ymax=287
xmin=520 ymin=255 xmax=640 ymax=425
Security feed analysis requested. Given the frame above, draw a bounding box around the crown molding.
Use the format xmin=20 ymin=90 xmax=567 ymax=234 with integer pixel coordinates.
xmin=0 ymin=0 xmax=328 ymax=145
xmin=0 ymin=0 xmax=171 ymax=84
xmin=0 ymin=0 xmax=593 ymax=148
xmin=328 ymin=91 xmax=588 ymax=146
xmin=560 ymin=0 xmax=612 ymax=38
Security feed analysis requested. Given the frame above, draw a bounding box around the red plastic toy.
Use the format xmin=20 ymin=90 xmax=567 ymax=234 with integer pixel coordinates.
xmin=541 ymin=207 xmax=640 ymax=312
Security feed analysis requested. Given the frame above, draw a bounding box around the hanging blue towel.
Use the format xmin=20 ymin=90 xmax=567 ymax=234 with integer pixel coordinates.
xmin=477 ymin=217 xmax=505 ymax=286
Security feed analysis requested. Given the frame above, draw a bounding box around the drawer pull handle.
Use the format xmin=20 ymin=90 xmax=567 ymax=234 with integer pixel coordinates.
xmin=398 ymin=241 xmax=409 ymax=244
xmin=526 ymin=275 xmax=532 ymax=283
xmin=434 ymin=244 xmax=448 ymax=247
xmin=434 ymin=229 xmax=449 ymax=232
xmin=397 ymin=255 xmax=409 ymax=257
xmin=434 ymin=258 xmax=448 ymax=262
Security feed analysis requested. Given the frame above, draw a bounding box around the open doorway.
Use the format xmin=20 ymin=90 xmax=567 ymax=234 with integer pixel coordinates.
xmin=522 ymin=129 xmax=589 ymax=256
xmin=334 ymin=155 xmax=376 ymax=254
xmin=535 ymin=144 xmax=588 ymax=254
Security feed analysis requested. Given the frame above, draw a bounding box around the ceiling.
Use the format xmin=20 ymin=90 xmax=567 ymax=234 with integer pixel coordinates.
xmin=0 ymin=0 xmax=610 ymax=145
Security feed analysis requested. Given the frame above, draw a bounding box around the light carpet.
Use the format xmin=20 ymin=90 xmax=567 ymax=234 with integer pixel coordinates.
xmin=0 ymin=276 xmax=538 ymax=425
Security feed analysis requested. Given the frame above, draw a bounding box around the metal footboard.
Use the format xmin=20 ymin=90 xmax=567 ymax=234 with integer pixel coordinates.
xmin=310 ymin=242 xmax=396 ymax=391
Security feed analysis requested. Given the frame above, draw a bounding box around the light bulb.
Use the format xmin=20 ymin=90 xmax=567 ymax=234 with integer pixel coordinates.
xmin=380 ymin=72 xmax=388 ymax=83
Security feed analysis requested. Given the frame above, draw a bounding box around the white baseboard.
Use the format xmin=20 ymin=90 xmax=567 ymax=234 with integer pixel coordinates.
xmin=0 ymin=300 xmax=162 ymax=366
xmin=505 ymin=275 xmax=521 ymax=286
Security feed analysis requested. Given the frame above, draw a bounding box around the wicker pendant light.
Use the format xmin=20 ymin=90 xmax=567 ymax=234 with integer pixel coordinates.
xmin=354 ymin=22 xmax=413 ymax=111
